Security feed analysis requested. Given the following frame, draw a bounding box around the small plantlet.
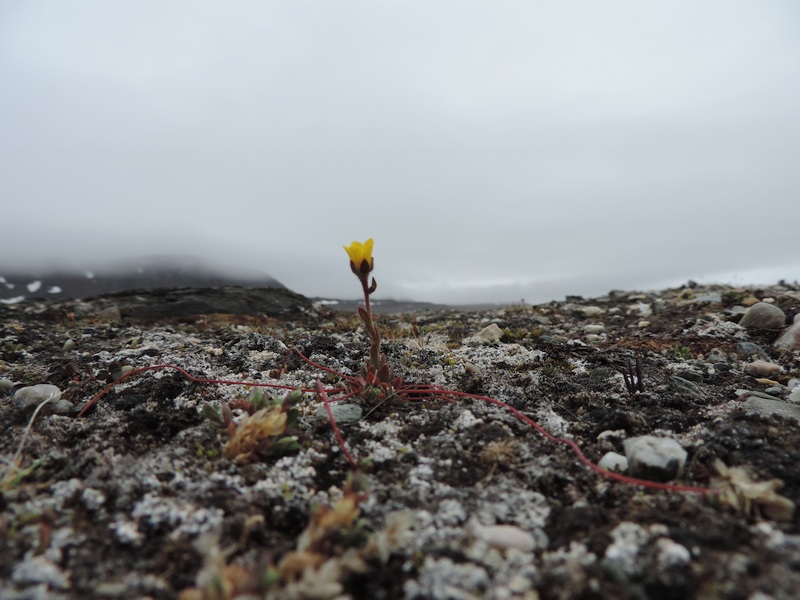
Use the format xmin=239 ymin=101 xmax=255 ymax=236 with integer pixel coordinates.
xmin=711 ymin=459 xmax=795 ymax=521
xmin=668 ymin=342 xmax=693 ymax=360
xmin=205 ymin=389 xmax=303 ymax=464
xmin=622 ymin=352 xmax=645 ymax=399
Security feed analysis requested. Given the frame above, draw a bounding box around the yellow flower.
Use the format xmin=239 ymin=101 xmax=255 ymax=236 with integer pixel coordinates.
xmin=343 ymin=238 xmax=374 ymax=275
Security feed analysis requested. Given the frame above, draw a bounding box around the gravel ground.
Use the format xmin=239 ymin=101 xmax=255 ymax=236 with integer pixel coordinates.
xmin=1 ymin=282 xmax=800 ymax=599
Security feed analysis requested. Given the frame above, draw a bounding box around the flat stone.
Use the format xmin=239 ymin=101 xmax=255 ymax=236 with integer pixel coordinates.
xmin=624 ymin=435 xmax=687 ymax=482
xmin=583 ymin=324 xmax=605 ymax=334
xmin=739 ymin=302 xmax=786 ymax=330
xmin=743 ymin=396 xmax=800 ymax=421
xmin=736 ymin=389 xmax=782 ymax=401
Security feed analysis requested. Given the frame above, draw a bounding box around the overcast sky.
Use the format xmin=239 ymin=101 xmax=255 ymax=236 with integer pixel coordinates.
xmin=2 ymin=1 xmax=799 ymax=304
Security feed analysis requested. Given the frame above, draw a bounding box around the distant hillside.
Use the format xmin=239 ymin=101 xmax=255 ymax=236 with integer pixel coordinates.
xmin=0 ymin=255 xmax=284 ymax=304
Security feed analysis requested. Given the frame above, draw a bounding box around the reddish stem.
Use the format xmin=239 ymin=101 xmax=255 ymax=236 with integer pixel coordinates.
xmin=428 ymin=387 xmax=712 ymax=495
xmin=315 ymin=380 xmax=357 ymax=468
xmin=77 ymin=363 xmax=341 ymax=417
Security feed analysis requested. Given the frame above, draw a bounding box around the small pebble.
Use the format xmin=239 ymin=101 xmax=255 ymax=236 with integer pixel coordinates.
xmin=638 ymin=320 xmax=650 ymax=328
xmin=0 ymin=378 xmax=14 ymax=394
xmin=669 ymin=375 xmax=706 ymax=401
xmin=471 ymin=523 xmax=536 ymax=552
xmin=739 ymin=302 xmax=786 ymax=330
xmin=706 ymin=348 xmax=729 ymax=363
xmin=746 ymin=360 xmax=782 ymax=377
xmin=655 ymin=538 xmax=692 ymax=569
xmin=52 ymin=399 xmax=74 ymax=415
xmin=598 ymin=452 xmax=628 ymax=472
xmin=581 ymin=306 xmax=604 ymax=317
xmin=624 ymin=435 xmax=687 ymax=482
xmin=13 ymin=384 xmax=62 ymax=410
xmin=315 ymin=403 xmax=362 ymax=424
xmin=475 ymin=323 xmax=504 ymax=343
xmin=62 ymin=339 xmax=77 ymax=351
xmin=583 ymin=324 xmax=605 ymax=334
xmin=693 ymin=293 xmax=722 ymax=303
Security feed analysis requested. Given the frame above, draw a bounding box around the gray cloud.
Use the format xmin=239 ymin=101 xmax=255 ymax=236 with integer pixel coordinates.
xmin=2 ymin=1 xmax=799 ymax=304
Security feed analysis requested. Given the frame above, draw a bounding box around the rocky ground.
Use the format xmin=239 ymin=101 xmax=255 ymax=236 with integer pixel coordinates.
xmin=2 ymin=282 xmax=800 ymax=600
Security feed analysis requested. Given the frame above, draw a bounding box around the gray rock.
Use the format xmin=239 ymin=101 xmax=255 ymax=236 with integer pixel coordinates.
xmin=13 ymin=384 xmax=62 ymax=410
xmin=706 ymin=348 xmax=729 ymax=363
xmin=583 ymin=324 xmax=605 ymax=334
xmin=315 ymin=403 xmax=362 ymax=424
xmin=668 ymin=376 xmax=707 ymax=401
xmin=735 ymin=341 xmax=765 ymax=358
xmin=774 ymin=321 xmax=800 ymax=350
xmin=743 ymin=396 xmax=800 ymax=421
xmin=624 ymin=435 xmax=687 ymax=482
xmin=0 ymin=378 xmax=14 ymax=394
xmin=739 ymin=303 xmax=786 ymax=330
